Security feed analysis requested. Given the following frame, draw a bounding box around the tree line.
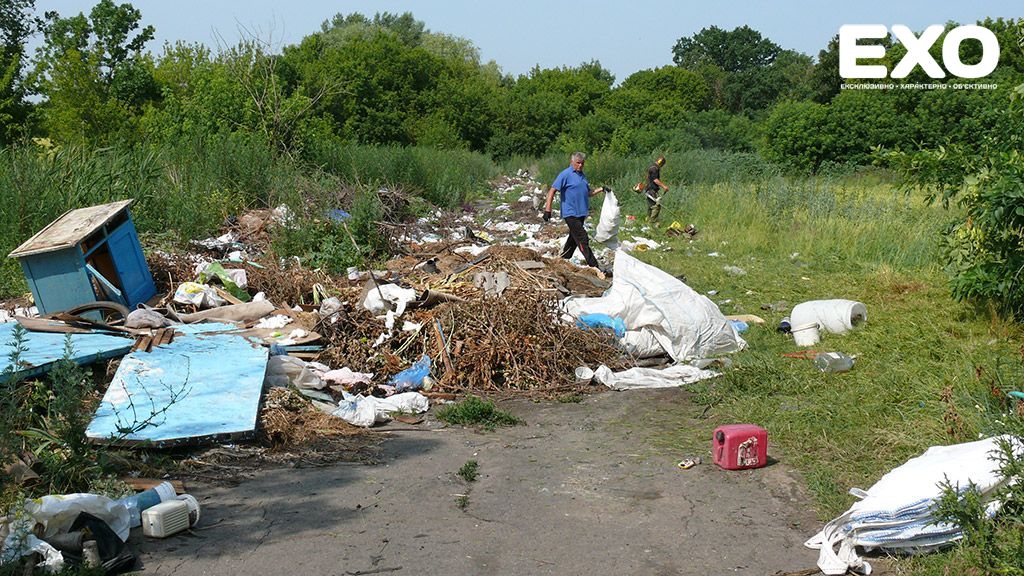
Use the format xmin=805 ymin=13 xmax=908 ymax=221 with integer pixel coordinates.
xmin=2 ymin=2 xmax=1020 ymax=171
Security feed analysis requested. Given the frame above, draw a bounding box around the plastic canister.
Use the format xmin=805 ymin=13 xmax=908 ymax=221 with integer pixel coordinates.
xmin=712 ymin=424 xmax=768 ymax=470
xmin=118 ymin=481 xmax=177 ymax=528
xmin=791 ymin=323 xmax=820 ymax=346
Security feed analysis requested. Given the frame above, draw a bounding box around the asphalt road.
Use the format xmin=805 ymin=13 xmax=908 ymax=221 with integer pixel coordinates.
xmin=136 ymin=388 xmax=823 ymax=576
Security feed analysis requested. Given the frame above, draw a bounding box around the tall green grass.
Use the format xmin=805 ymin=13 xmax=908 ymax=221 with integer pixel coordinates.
xmin=0 ymin=139 xmax=498 ymax=298
xmin=611 ymin=170 xmax=1023 ymax=539
xmin=304 ymin=142 xmax=497 ymax=208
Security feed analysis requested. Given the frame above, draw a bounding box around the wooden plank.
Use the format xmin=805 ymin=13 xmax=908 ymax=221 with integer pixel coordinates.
xmin=9 ymin=200 xmax=134 ymax=258
xmin=135 ymin=335 xmax=152 ymax=353
xmin=86 ymin=323 xmax=269 ymax=446
xmin=119 ymin=478 xmax=186 ymax=494
xmin=0 ymin=323 xmax=133 ymax=383
xmin=212 ymin=286 xmax=243 ymax=306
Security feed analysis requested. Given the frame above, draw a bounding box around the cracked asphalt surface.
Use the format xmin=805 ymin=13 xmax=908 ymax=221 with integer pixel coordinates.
xmin=136 ymin=388 xmax=821 ymax=575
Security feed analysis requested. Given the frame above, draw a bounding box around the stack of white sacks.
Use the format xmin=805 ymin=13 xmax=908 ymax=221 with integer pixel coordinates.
xmin=806 ymin=435 xmax=1019 ymax=575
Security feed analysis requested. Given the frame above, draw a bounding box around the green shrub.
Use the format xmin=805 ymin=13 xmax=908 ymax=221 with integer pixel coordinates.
xmin=435 ymin=396 xmax=522 ymax=430
xmin=457 ymin=459 xmax=479 ymax=482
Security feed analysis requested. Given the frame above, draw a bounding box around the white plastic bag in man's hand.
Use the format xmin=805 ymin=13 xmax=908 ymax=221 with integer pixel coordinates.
xmin=593 ymin=189 xmax=621 ymax=244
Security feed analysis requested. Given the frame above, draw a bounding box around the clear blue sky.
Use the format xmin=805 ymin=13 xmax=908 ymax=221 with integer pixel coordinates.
xmin=36 ymin=1 xmax=1023 ymax=81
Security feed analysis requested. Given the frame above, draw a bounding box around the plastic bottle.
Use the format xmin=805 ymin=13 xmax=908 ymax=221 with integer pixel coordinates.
xmin=82 ymin=541 xmax=101 ymax=568
xmin=117 ymin=481 xmax=176 ymax=528
xmin=814 ymin=352 xmax=854 ymax=373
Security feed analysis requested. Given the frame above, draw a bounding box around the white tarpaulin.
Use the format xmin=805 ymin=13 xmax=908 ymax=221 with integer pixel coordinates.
xmin=594 ymin=364 xmax=719 ymax=390
xmin=562 ymin=250 xmax=745 ymax=361
xmin=805 ymin=435 xmax=1018 ymax=575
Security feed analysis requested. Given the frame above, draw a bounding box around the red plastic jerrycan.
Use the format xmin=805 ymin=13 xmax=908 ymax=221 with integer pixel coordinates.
xmin=712 ymin=424 xmax=768 ymax=470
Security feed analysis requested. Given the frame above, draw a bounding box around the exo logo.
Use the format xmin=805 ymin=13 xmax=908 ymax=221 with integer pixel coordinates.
xmin=839 ymin=25 xmax=1000 ymax=79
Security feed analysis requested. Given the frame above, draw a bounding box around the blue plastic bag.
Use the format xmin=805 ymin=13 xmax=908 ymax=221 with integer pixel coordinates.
xmin=577 ymin=313 xmax=626 ymax=338
xmin=388 ymin=354 xmax=431 ymax=392
xmin=328 ymin=209 xmax=352 ymax=222
xmin=728 ymin=319 xmax=749 ymax=333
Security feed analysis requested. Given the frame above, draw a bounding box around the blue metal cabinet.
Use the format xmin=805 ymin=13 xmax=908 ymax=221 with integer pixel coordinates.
xmin=8 ymin=200 xmax=157 ymax=315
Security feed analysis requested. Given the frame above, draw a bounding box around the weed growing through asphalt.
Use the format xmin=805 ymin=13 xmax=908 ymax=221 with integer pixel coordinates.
xmin=436 ymin=396 xmax=523 ymax=430
xmin=458 ymin=460 xmax=479 ymax=482
xmin=455 ymin=494 xmax=469 ymax=510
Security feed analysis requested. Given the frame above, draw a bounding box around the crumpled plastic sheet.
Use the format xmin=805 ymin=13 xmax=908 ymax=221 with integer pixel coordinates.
xmin=331 ymin=391 xmax=429 ymax=427
xmin=321 ymin=367 xmax=374 ymax=386
xmin=1 ymin=492 xmax=133 ymax=573
xmin=593 ymin=364 xmax=719 ymax=390
xmin=362 ymin=284 xmax=418 ymax=316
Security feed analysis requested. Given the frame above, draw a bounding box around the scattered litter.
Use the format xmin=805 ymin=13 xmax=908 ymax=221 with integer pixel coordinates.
xmin=576 ymin=313 xmax=626 ymax=338
xmin=727 ymin=319 xmax=749 ymax=333
xmin=173 ymin=282 xmax=225 ymax=309
xmin=9 ymin=200 xmax=158 ymax=315
xmin=723 ymin=265 xmax=746 ymax=276
xmin=814 ymin=352 xmax=854 ymax=373
xmin=362 ymin=283 xmax=417 ymax=316
xmin=677 ymin=456 xmax=701 ymax=469
xmin=726 ymin=314 xmax=765 ymax=325
xmin=593 ymin=189 xmax=621 ymax=245
xmin=87 ymin=323 xmax=269 ymax=445
xmin=255 ymin=314 xmax=293 ymax=330
xmin=125 ymin=308 xmax=172 ymax=329
xmin=473 ymin=271 xmax=511 ymax=297
xmin=0 ymin=323 xmax=132 ymax=383
xmin=321 ymin=367 xmax=374 ymax=386
xmin=792 ymin=322 xmax=821 ymax=346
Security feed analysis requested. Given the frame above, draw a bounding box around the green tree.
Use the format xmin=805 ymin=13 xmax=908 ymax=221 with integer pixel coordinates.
xmin=0 ymin=0 xmax=38 ymax=144
xmin=887 ymin=84 xmax=1024 ymax=313
xmin=672 ymin=25 xmax=781 ymax=72
xmin=488 ymin=61 xmax=613 ymax=158
xmin=32 ymin=0 xmax=156 ymax=144
xmin=810 ymin=35 xmax=841 ymax=103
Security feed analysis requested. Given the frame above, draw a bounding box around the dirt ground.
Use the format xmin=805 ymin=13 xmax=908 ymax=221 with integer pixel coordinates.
xmin=134 ymin=388 xmax=829 ymax=576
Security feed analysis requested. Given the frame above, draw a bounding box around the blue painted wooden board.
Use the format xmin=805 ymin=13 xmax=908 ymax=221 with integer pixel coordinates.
xmin=19 ymin=249 xmax=97 ymax=316
xmin=86 ymin=323 xmax=269 ymax=445
xmin=0 ymin=322 xmax=133 ymax=383
xmin=108 ymin=215 xmax=156 ymax=308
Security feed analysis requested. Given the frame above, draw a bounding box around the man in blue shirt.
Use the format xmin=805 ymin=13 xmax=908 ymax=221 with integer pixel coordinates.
xmin=543 ymin=152 xmax=608 ymax=276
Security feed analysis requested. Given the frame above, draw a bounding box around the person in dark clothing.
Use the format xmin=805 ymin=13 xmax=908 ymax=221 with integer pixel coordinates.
xmin=543 ymin=151 xmax=609 ymax=276
xmin=644 ymin=155 xmax=669 ymax=222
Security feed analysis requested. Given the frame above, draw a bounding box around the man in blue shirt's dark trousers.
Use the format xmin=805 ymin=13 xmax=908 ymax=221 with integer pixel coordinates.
xmin=543 ymin=152 xmax=609 ymax=277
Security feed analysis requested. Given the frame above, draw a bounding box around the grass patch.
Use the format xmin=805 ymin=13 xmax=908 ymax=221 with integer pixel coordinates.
xmin=435 ymin=396 xmax=523 ymax=430
xmin=457 ymin=459 xmax=479 ymax=482
xmin=455 ymin=494 xmax=470 ymax=510
xmin=616 ymin=174 xmax=1023 ymax=533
